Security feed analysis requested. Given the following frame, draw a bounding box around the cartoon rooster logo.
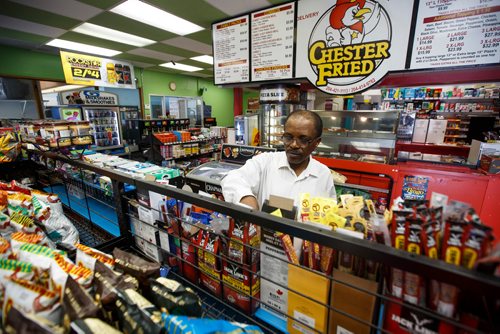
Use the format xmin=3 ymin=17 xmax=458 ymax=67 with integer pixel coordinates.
xmin=326 ymin=0 xmax=381 ymax=46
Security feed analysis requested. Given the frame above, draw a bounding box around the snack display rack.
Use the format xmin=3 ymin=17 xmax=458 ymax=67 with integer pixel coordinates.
xmin=13 ymin=151 xmax=499 ymax=334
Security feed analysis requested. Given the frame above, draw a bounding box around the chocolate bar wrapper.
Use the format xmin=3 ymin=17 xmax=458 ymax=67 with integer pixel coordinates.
xmin=320 ymin=246 xmax=335 ymax=275
xmin=278 ymin=233 xmax=299 ymax=265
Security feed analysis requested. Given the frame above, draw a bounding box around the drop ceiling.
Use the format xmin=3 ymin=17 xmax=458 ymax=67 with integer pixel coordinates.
xmin=0 ymin=0 xmax=290 ymax=79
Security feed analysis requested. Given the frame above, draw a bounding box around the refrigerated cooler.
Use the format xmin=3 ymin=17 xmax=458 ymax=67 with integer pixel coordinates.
xmin=235 ymin=113 xmax=260 ymax=146
xmin=82 ymin=106 xmax=122 ymax=148
xmin=119 ymin=106 xmax=140 ymax=146
xmin=259 ymin=84 xmax=301 ymax=148
xmin=185 ymin=144 xmax=276 ymax=199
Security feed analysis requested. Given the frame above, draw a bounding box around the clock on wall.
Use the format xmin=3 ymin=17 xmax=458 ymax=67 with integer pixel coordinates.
xmin=169 ymin=81 xmax=177 ymax=91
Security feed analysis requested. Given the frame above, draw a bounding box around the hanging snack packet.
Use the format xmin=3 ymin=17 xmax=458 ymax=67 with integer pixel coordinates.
xmin=277 ymin=233 xmax=299 ymax=265
xmin=70 ymin=318 xmax=123 ymax=334
xmin=421 ymin=222 xmax=439 ymax=259
xmin=391 ymin=210 xmax=413 ymax=249
xmin=3 ymin=277 xmax=61 ymax=325
xmin=62 ymin=276 xmax=100 ymax=322
xmin=7 ymin=192 xmax=33 ymax=217
xmin=115 ymin=288 xmax=163 ymax=334
xmin=113 ymin=248 xmax=160 ymax=283
xmin=461 ymin=222 xmax=492 ymax=270
xmin=441 ymin=219 xmax=466 ymax=266
xmin=300 ymin=193 xmax=311 ymax=222
xmin=75 ymin=243 xmax=115 ymax=271
xmin=310 ymin=197 xmax=322 ymax=223
xmin=148 ymin=277 xmax=202 ymax=317
xmin=4 ymin=306 xmax=65 ymax=334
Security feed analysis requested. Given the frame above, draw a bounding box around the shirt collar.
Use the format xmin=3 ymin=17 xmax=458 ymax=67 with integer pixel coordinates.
xmin=278 ymin=152 xmax=320 ymax=179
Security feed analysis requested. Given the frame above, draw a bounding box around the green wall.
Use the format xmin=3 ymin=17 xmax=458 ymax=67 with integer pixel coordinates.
xmin=140 ymin=70 xmax=234 ymax=126
xmin=0 ymin=45 xmax=235 ymax=126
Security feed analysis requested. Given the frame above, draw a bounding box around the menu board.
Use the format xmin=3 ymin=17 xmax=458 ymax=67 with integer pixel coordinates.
xmin=251 ymin=3 xmax=295 ymax=81
xmin=410 ymin=0 xmax=500 ymax=69
xmin=212 ymin=15 xmax=250 ymax=84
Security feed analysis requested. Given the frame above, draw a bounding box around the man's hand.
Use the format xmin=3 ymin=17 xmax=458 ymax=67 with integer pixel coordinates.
xmin=240 ymin=195 xmax=259 ymax=211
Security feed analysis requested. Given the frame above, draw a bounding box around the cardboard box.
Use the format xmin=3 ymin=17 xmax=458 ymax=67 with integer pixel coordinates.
xmin=287 ymin=265 xmax=330 ymax=334
xmin=222 ymin=259 xmax=260 ymax=314
xmin=479 ymin=154 xmax=500 ymax=174
xmin=329 ymin=270 xmax=378 ymax=334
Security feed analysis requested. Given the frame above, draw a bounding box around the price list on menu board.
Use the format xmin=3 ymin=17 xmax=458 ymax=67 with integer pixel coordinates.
xmin=410 ymin=0 xmax=500 ymax=69
xmin=251 ymin=3 xmax=295 ymax=81
xmin=213 ymin=15 xmax=250 ymax=84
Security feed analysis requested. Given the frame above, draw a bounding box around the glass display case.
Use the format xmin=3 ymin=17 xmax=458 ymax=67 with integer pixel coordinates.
xmin=235 ymin=113 xmax=260 ymax=146
xmin=82 ymin=106 xmax=122 ymax=148
xmin=314 ymin=110 xmax=400 ymax=163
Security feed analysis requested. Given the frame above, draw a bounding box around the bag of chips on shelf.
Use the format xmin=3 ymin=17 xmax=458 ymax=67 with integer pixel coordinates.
xmin=0 ymin=236 xmax=12 ymax=259
xmin=70 ymin=318 xmax=123 ymax=334
xmin=113 ymin=248 xmax=160 ymax=284
xmin=148 ymin=277 xmax=202 ymax=317
xmin=75 ymin=243 xmax=115 ymax=271
xmin=50 ymin=253 xmax=93 ymax=293
xmin=7 ymin=192 xmax=33 ymax=217
xmin=4 ymin=306 xmax=65 ymax=334
xmin=93 ymin=261 xmax=138 ymax=307
xmin=3 ymin=277 xmax=62 ymax=325
xmin=162 ymin=314 xmax=265 ymax=334
xmin=115 ymin=288 xmax=163 ymax=334
xmin=0 ymin=258 xmax=36 ymax=305
xmin=62 ymin=276 xmax=100 ymax=322
xmin=31 ymin=190 xmax=80 ymax=249
xmin=10 ymin=231 xmax=56 ymax=255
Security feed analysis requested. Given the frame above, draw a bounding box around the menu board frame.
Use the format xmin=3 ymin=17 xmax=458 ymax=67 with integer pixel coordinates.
xmin=250 ymin=2 xmax=297 ymax=82
xmin=212 ymin=1 xmax=298 ymax=86
xmin=212 ymin=14 xmax=251 ymax=85
xmin=408 ymin=0 xmax=500 ymax=71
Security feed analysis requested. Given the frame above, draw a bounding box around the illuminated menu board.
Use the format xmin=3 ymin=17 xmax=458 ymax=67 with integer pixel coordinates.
xmin=251 ymin=3 xmax=295 ymax=81
xmin=410 ymin=0 xmax=500 ymax=69
xmin=213 ymin=15 xmax=250 ymax=84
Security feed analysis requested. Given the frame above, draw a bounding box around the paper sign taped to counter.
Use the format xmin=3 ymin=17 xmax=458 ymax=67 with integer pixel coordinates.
xmin=402 ymin=176 xmax=429 ymax=200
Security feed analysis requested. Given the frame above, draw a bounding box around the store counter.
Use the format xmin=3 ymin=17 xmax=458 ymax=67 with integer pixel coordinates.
xmin=315 ymin=156 xmax=500 ymax=240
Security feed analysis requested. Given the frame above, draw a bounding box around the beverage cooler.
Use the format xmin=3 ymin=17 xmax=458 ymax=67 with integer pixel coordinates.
xmin=234 ymin=113 xmax=260 ymax=146
xmin=82 ymin=106 xmax=122 ymax=148
xmin=259 ymin=84 xmax=301 ymax=148
xmin=119 ymin=105 xmax=140 ymax=146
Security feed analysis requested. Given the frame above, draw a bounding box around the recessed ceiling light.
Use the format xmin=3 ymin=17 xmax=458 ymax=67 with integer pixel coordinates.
xmin=111 ymin=0 xmax=204 ymax=36
xmin=190 ymin=55 xmax=213 ymax=65
xmin=160 ymin=62 xmax=202 ymax=72
xmin=73 ymin=23 xmax=155 ymax=47
xmin=46 ymin=39 xmax=121 ymax=57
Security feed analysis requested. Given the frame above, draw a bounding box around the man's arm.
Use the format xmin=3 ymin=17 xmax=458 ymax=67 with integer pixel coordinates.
xmin=221 ymin=154 xmax=269 ymax=209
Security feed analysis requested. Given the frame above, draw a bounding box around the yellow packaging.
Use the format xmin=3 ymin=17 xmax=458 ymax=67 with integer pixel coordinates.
xmin=340 ymin=194 xmax=353 ymax=208
xmin=299 ymin=193 xmax=311 ymax=222
xmin=288 ymin=264 xmax=329 ymax=334
xmin=346 ymin=196 xmax=364 ymax=218
xmin=324 ymin=211 xmax=347 ymax=229
xmin=310 ymin=197 xmax=322 ymax=223
xmin=320 ymin=198 xmax=337 ymax=218
xmin=365 ymin=199 xmax=376 ymax=216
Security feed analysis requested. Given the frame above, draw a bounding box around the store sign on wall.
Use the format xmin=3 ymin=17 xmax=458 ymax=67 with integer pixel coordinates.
xmin=60 ymin=90 xmax=118 ymax=105
xmin=60 ymin=51 xmax=136 ymax=89
xmin=402 ymin=175 xmax=430 ymax=200
xmin=295 ymin=0 xmax=413 ymax=95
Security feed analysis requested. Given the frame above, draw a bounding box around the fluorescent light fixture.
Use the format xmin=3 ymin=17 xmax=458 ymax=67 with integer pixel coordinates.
xmin=111 ymin=0 xmax=204 ymax=35
xmin=360 ymin=117 xmax=367 ymax=122
xmin=330 ymin=117 xmax=336 ymax=120
xmin=351 ymin=141 xmax=381 ymax=153
xmin=41 ymin=85 xmax=88 ymax=94
xmin=73 ymin=23 xmax=155 ymax=47
xmin=190 ymin=55 xmax=213 ymax=64
xmin=160 ymin=62 xmax=202 ymax=72
xmin=46 ymin=39 xmax=121 ymax=57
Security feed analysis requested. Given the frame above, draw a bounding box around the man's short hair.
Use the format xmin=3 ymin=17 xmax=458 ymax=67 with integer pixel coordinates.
xmin=285 ymin=110 xmax=323 ymax=138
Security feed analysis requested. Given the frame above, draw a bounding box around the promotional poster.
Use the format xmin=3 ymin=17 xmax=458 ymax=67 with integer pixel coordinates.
xmin=296 ymin=0 xmax=413 ymax=95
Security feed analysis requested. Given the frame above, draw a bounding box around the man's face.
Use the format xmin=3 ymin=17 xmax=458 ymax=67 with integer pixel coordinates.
xmin=283 ymin=116 xmax=320 ymax=168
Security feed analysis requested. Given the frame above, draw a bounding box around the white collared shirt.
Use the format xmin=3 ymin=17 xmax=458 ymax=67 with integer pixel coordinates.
xmin=221 ymin=151 xmax=336 ymax=209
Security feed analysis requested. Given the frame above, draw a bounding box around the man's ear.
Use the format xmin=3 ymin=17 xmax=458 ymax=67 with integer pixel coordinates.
xmin=313 ymin=137 xmax=321 ymax=150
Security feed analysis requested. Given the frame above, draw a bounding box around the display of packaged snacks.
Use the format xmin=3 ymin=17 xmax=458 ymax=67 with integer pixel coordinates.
xmin=4 ymin=306 xmax=65 ymax=334
xmin=62 ymin=276 xmax=100 ymax=322
xmin=75 ymin=243 xmax=115 ymax=271
xmin=148 ymin=277 xmax=202 ymax=317
xmin=70 ymin=318 xmax=123 ymax=334
xmin=93 ymin=261 xmax=138 ymax=307
xmin=114 ymin=288 xmax=163 ymax=334
xmin=113 ymin=248 xmax=160 ymax=284
xmin=162 ymin=314 xmax=264 ymax=334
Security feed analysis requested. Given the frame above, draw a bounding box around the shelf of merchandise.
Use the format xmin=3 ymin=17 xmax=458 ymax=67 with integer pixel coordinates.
xmin=163 ymin=149 xmax=219 ymax=161
xmin=158 ymin=136 xmax=226 ymax=146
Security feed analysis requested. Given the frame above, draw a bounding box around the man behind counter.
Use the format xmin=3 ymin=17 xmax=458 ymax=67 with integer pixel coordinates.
xmin=221 ymin=110 xmax=336 ymax=212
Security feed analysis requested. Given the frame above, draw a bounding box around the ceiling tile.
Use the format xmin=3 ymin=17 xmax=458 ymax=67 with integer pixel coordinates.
xmin=146 ymin=43 xmax=198 ymax=59
xmin=57 ymin=32 xmax=135 ymax=52
xmin=10 ymin=0 xmax=102 ymax=21
xmin=126 ymin=60 xmax=156 ymax=69
xmin=0 ymin=37 xmax=46 ymax=50
xmin=162 ymin=37 xmax=212 ymax=55
xmin=184 ymin=29 xmax=212 ymax=45
xmin=0 ymin=15 xmax=66 ymax=38
xmin=205 ymin=0 xmax=271 ymax=16
xmin=76 ymin=0 xmax=122 ymax=10
xmin=0 ymin=27 xmax=51 ymax=44
xmin=0 ymin=1 xmax=81 ymax=30
xmin=116 ymin=53 xmax=164 ymax=65
xmin=127 ymin=48 xmax=185 ymax=63
xmin=146 ymin=0 xmax=227 ymax=28
xmin=88 ymin=12 xmax=175 ymax=41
